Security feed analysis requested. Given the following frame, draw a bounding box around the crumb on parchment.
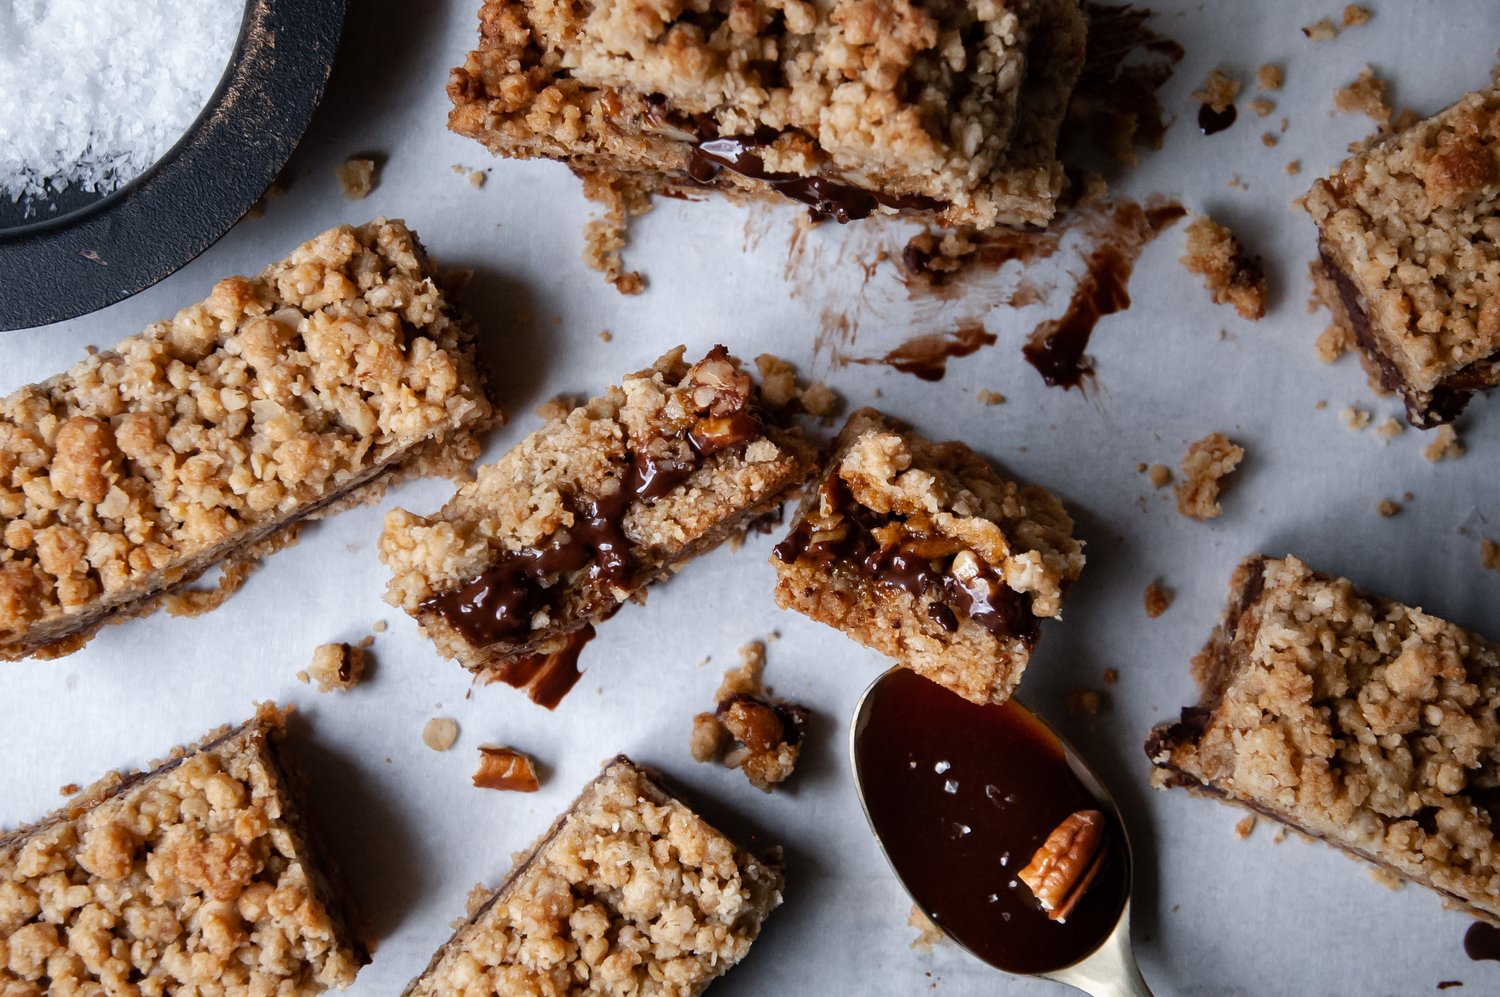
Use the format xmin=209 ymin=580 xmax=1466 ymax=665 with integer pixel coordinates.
xmin=1175 ymin=433 xmax=1244 ymax=520
xmin=336 ymin=158 xmax=377 ymax=200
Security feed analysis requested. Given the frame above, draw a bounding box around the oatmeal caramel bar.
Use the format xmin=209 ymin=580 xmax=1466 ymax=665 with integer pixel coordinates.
xmin=0 ymin=220 xmax=498 ymax=661
xmin=0 ymin=706 xmax=366 ymax=993
xmin=1147 ymin=556 xmax=1500 ymax=924
xmin=1306 ymin=82 xmax=1500 ymax=427
xmin=402 ymin=755 xmax=783 ymax=996
xmin=447 ymin=0 xmax=1088 ymax=228
xmin=381 ymin=346 xmax=818 ymax=704
xmin=771 ymin=408 xmax=1083 ymax=705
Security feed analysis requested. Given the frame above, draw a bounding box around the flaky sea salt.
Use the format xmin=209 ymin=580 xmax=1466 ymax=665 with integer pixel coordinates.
xmin=0 ymin=0 xmax=243 ymax=205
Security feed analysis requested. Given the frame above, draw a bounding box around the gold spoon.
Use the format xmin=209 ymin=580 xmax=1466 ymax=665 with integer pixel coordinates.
xmin=850 ymin=667 xmax=1153 ymax=997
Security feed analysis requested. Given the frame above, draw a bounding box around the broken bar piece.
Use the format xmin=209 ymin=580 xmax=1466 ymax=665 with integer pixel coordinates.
xmin=380 ymin=346 xmax=818 ymax=705
xmin=0 ymin=706 xmax=367 ymax=992
xmin=1148 ymin=555 xmax=1500 ymax=924
xmin=771 ymin=408 xmax=1083 ymax=705
xmin=0 ymin=219 xmax=498 ymax=661
xmin=1306 ymin=82 xmax=1500 ymax=427
xmin=447 ymin=0 xmax=1088 ymax=228
xmin=402 ymin=755 xmax=783 ymax=996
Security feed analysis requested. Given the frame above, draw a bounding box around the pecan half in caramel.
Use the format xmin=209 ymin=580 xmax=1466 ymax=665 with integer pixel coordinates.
xmin=1017 ymin=809 xmax=1106 ymax=922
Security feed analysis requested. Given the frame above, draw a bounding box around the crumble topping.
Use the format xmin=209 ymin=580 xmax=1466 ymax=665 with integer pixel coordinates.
xmin=1342 ymin=406 xmax=1372 ymax=431
xmin=0 ymin=708 xmax=365 ymax=994
xmin=1179 ymin=216 xmax=1267 ymax=321
xmin=1149 ymin=556 xmax=1500 ymax=924
xmin=403 ymin=757 xmax=783 ymax=996
xmin=1302 ymin=19 xmax=1339 ymax=42
xmin=1175 ymin=433 xmax=1244 ymax=521
xmin=0 ymin=219 xmax=496 ymax=661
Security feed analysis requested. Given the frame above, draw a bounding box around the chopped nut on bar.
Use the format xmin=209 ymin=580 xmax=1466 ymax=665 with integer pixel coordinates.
xmin=382 ymin=346 xmax=818 ymax=706
xmin=772 ymin=408 xmax=1083 ymax=705
xmin=0 ymin=220 xmax=498 ymax=661
xmin=691 ymin=641 xmax=809 ymax=792
xmin=1306 ymin=81 xmax=1500 ymax=427
xmin=1148 ymin=555 xmax=1500 ymax=924
xmin=0 ymin=706 xmax=367 ymax=993
xmin=473 ymin=746 xmax=541 ymax=792
xmin=308 ymin=641 xmax=368 ymax=692
xmin=403 ymin=757 xmax=783 ymax=996
xmin=447 ymin=0 xmax=1087 ymax=230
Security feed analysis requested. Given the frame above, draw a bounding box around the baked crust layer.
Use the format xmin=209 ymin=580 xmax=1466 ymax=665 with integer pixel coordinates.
xmin=1305 ymin=83 xmax=1500 ymax=426
xmin=1148 ymin=555 xmax=1500 ymax=924
xmin=0 ymin=219 xmax=500 ymax=660
xmin=402 ymin=755 xmax=783 ymax=997
xmin=771 ymin=407 xmax=1083 ymax=704
xmin=381 ymin=346 xmax=818 ymax=685
xmin=0 ymin=706 xmax=367 ymax=993
xmin=447 ymin=0 xmax=1087 ymax=228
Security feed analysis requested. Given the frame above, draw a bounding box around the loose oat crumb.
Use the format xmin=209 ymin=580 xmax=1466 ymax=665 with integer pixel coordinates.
xmin=1377 ymin=499 xmax=1401 ymax=517
xmin=1482 ymin=539 xmax=1500 ymax=570
xmin=1144 ymin=582 xmax=1172 ymax=618
xmin=1333 ymin=66 xmax=1391 ymax=127
xmin=1103 ymin=668 xmax=1119 ymax=686
xmin=1424 ymin=425 xmax=1464 ymax=463
xmin=57 ymin=782 xmax=81 ymax=796
xmin=308 ymin=641 xmax=367 ymax=692
xmin=1261 ymin=133 xmax=1279 ymax=147
xmin=1258 ymin=65 xmax=1284 ymax=91
xmin=296 ymin=670 xmax=310 ymax=684
xmin=1315 ymin=399 xmax=1328 ymax=410
xmin=691 ymin=641 xmax=808 ymax=792
xmin=1286 ymin=160 xmax=1302 ymax=175
xmin=358 ymin=634 xmax=375 ymax=650
xmin=1136 ymin=462 xmax=1148 ymax=473
xmin=372 ymin=620 xmax=388 ymax=633
xmin=1376 ymin=417 xmax=1404 ymax=440
xmin=1341 ymin=406 xmax=1371 ymax=431
xmin=1250 ymin=99 xmax=1276 ymax=118
xmin=1148 ymin=464 xmax=1173 ymax=488
xmin=598 ymin=329 xmax=613 ymax=343
xmin=754 ymin=354 xmax=841 ymax=418
xmin=1175 ymin=433 xmax=1245 ymax=520
xmin=422 ymin=717 xmax=460 ymax=752
xmin=473 ymin=746 xmax=541 ymax=791
xmin=1235 ymin=815 xmax=1257 ymax=838
xmin=1193 ymin=68 xmax=1240 ymax=114
xmin=1180 ymin=216 xmax=1266 ymax=321
xmin=579 ymin=174 xmax=650 ymax=295
xmin=1342 ymin=4 xmax=1371 ymax=27
xmin=1302 ymin=18 xmax=1339 ymax=41
xmin=1368 ymin=867 xmax=1404 ymax=890
xmin=335 ymin=158 xmax=377 ymax=200
xmin=1067 ymin=688 xmax=1103 ymax=715
xmin=1315 ymin=323 xmax=1354 ymax=362
xmin=467 ymin=170 xmax=486 ymax=189
xmin=977 ymin=389 xmax=1006 ymax=405
xmin=909 ymin=905 xmax=947 ymax=952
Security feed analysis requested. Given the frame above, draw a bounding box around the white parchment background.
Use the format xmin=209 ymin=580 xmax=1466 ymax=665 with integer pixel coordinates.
xmin=3 ymin=2 xmax=1499 ymax=994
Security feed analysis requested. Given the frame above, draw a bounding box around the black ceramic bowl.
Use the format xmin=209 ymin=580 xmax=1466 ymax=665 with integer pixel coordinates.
xmin=0 ymin=0 xmax=348 ymax=332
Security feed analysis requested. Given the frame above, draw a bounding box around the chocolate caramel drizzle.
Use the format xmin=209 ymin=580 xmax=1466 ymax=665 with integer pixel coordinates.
xmin=485 ymin=624 xmax=600 ymax=710
xmin=421 ymin=348 xmax=766 ymax=689
xmin=688 ymin=133 xmax=942 ymax=223
xmin=1197 ymin=103 xmax=1237 ymax=136
xmin=851 ymin=325 xmax=998 ymax=381
xmin=774 ymin=474 xmax=1037 ymax=643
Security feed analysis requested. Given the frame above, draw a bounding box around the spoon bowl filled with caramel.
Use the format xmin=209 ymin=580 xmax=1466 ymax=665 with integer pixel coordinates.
xmin=851 ymin=667 xmax=1152 ymax=997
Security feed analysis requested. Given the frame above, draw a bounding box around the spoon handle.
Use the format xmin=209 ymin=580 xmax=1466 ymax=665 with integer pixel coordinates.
xmin=1044 ymin=904 xmax=1154 ymax=997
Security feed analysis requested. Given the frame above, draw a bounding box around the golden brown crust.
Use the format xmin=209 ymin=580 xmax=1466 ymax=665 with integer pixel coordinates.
xmin=770 ymin=408 xmax=1083 ymax=705
xmin=402 ymin=756 xmax=783 ymax=996
xmin=1148 ymin=556 xmax=1500 ymax=925
xmin=446 ymin=0 xmax=1087 ymax=229
xmin=0 ymin=707 xmax=367 ymax=993
xmin=0 ymin=220 xmax=500 ymax=661
xmin=1305 ymin=83 xmax=1500 ymax=425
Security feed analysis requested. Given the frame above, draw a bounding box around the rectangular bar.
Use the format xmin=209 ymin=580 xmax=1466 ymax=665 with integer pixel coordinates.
xmin=1147 ymin=555 xmax=1500 ymax=923
xmin=447 ymin=0 xmax=1087 ymax=228
xmin=1305 ymin=82 xmax=1500 ymax=427
xmin=380 ymin=346 xmax=817 ymax=703
xmin=0 ymin=707 xmax=366 ymax=992
xmin=770 ymin=407 xmax=1084 ymax=705
xmin=402 ymin=755 xmax=784 ymax=996
xmin=0 ymin=219 xmax=499 ymax=660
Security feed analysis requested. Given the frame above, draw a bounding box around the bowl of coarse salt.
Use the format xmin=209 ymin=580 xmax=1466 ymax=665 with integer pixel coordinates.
xmin=0 ymin=0 xmax=348 ymax=332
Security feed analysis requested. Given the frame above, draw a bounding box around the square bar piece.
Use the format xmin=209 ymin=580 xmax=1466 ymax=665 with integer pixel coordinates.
xmin=403 ymin=755 xmax=783 ymax=996
xmin=771 ymin=408 xmax=1083 ymax=705
xmin=1306 ymin=82 xmax=1500 ymax=427
xmin=1147 ymin=556 xmax=1500 ymax=924
xmin=0 ymin=219 xmax=498 ymax=661
xmin=447 ymin=0 xmax=1087 ymax=228
xmin=0 ymin=706 xmax=366 ymax=993
xmin=381 ymin=346 xmax=817 ymax=704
